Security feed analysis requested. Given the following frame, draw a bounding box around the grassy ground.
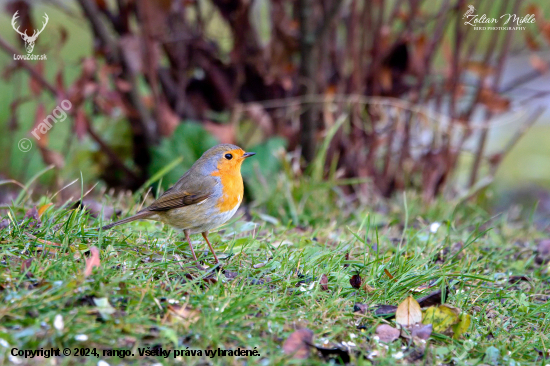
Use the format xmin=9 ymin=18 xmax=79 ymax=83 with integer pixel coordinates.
xmin=0 ymin=184 xmax=549 ymax=366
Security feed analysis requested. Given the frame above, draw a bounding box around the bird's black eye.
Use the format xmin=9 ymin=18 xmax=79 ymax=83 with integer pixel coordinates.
xmin=224 ymin=153 xmax=233 ymax=160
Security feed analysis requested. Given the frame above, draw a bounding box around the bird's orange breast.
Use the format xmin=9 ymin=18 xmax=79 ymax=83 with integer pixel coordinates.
xmin=211 ymin=170 xmax=243 ymax=212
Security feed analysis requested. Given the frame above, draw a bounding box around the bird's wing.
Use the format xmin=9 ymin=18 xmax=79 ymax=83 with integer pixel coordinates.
xmin=144 ymin=173 xmax=218 ymax=212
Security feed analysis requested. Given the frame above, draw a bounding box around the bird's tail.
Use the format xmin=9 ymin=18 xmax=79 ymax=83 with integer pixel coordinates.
xmin=100 ymin=211 xmax=153 ymax=231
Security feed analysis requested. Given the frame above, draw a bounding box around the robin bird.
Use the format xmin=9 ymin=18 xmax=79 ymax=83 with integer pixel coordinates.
xmin=101 ymin=144 xmax=255 ymax=264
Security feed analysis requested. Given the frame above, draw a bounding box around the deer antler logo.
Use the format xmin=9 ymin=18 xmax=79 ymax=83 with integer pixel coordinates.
xmin=11 ymin=11 xmax=49 ymax=54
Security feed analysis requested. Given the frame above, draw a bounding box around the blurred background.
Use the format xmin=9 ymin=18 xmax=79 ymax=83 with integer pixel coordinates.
xmin=0 ymin=0 xmax=549 ymax=225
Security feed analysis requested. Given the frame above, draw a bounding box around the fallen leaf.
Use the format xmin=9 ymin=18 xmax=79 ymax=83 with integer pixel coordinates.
xmin=417 ymin=288 xmax=444 ymax=307
xmin=37 ymin=203 xmax=53 ymax=217
xmin=349 ymin=274 xmax=362 ymax=289
xmin=452 ymin=313 xmax=471 ymax=339
xmin=319 ymin=274 xmax=329 ymax=291
xmin=84 ymin=246 xmax=100 ymax=277
xmin=373 ymin=305 xmax=398 ymax=318
xmin=410 ymin=323 xmax=433 ymax=340
xmin=363 ymin=282 xmax=376 ymax=293
xmin=396 ymin=296 xmax=422 ymax=327
xmin=166 ymin=304 xmax=200 ymax=326
xmin=283 ymin=328 xmax=313 ymax=359
xmin=376 ymin=324 xmax=400 ymax=343
xmin=203 ymin=275 xmax=218 ymax=285
xmin=353 ymin=303 xmax=369 ymax=314
xmin=422 ymin=304 xmax=460 ymax=332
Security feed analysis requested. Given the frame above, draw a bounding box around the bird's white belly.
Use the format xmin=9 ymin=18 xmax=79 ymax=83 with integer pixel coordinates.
xmin=188 ymin=203 xmax=240 ymax=234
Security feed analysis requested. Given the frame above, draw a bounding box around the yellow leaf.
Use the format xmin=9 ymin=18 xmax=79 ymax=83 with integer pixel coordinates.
xmin=452 ymin=313 xmax=471 ymax=339
xmin=38 ymin=203 xmax=53 ymax=217
xmin=422 ymin=305 xmax=460 ymax=332
xmin=396 ymin=296 xmax=422 ymax=327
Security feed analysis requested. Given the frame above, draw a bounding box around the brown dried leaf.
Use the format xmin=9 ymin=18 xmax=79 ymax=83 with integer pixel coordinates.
xmin=319 ymin=274 xmax=329 ymax=291
xmin=376 ymin=324 xmax=400 ymax=343
xmin=396 ymin=296 xmax=422 ymax=327
xmin=417 ymin=288 xmax=443 ymax=308
xmin=363 ymin=282 xmax=376 ymax=292
xmin=353 ymin=303 xmax=369 ymax=314
xmin=283 ymin=328 xmax=313 ymax=359
xmin=84 ymin=246 xmax=100 ymax=277
xmin=350 ymin=274 xmax=362 ymax=289
xmin=167 ymin=304 xmax=200 ymax=326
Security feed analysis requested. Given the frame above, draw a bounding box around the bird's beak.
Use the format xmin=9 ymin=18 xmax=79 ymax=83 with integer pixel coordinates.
xmin=243 ymin=152 xmax=256 ymax=158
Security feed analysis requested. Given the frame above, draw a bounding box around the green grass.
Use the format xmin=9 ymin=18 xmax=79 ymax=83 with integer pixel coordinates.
xmin=0 ymin=183 xmax=549 ymax=365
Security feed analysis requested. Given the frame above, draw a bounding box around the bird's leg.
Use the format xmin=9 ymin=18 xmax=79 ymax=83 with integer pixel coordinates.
xmin=202 ymin=231 xmax=219 ymax=264
xmin=184 ymin=229 xmax=199 ymax=263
